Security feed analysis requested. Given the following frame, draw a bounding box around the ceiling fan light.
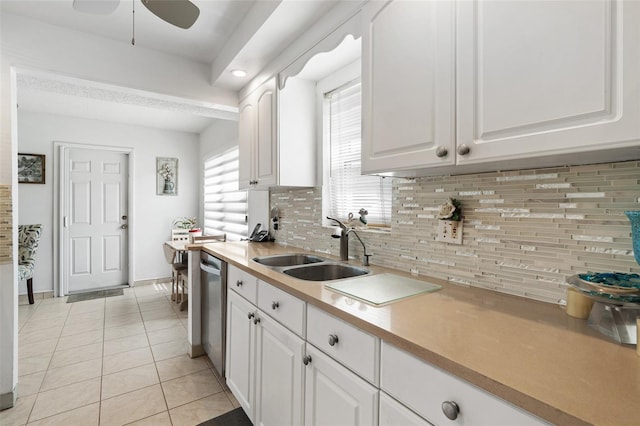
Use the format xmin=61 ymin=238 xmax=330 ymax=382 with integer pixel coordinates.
xmin=231 ymin=69 xmax=247 ymax=78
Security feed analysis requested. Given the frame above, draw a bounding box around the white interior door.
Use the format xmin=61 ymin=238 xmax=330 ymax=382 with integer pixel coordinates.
xmin=65 ymin=148 xmax=129 ymax=293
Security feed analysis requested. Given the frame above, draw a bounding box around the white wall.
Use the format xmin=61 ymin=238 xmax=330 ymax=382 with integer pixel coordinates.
xmin=17 ymin=110 xmax=200 ymax=294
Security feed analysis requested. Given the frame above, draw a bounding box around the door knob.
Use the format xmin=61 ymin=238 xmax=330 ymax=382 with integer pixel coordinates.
xmin=328 ymin=334 xmax=339 ymax=346
xmin=302 ymin=355 xmax=312 ymax=365
xmin=442 ymin=401 xmax=460 ymax=420
xmin=435 ymin=146 xmax=448 ymax=158
xmin=457 ymin=144 xmax=470 ymax=156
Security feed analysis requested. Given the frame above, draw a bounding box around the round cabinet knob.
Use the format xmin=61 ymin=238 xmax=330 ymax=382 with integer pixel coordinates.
xmin=236 ymin=280 xmax=243 ymax=287
xmin=253 ymin=317 xmax=261 ymax=325
xmin=302 ymin=355 xmax=312 ymax=366
xmin=328 ymin=334 xmax=339 ymax=346
xmin=441 ymin=401 xmax=460 ymax=420
xmin=247 ymin=312 xmax=255 ymax=320
xmin=271 ymin=301 xmax=279 ymax=310
xmin=435 ymin=146 xmax=448 ymax=158
xmin=457 ymin=144 xmax=470 ymax=156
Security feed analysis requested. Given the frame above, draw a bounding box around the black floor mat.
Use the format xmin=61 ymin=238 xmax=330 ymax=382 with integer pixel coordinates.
xmin=197 ymin=407 xmax=252 ymax=426
xmin=66 ymin=288 xmax=124 ymax=303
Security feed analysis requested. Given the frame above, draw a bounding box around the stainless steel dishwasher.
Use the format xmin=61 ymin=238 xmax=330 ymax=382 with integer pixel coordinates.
xmin=200 ymin=251 xmax=227 ymax=377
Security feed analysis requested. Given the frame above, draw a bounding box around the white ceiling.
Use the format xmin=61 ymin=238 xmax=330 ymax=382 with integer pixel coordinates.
xmin=3 ymin=0 xmax=344 ymax=133
xmin=1 ymin=0 xmax=254 ymax=65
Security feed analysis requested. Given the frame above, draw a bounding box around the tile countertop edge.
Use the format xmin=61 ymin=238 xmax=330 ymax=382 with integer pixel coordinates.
xmin=196 ymin=242 xmax=637 ymax=426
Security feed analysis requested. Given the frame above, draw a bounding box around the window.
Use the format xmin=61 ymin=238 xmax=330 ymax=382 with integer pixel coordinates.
xmin=326 ymin=80 xmax=392 ymax=226
xmin=203 ymin=147 xmax=247 ymax=241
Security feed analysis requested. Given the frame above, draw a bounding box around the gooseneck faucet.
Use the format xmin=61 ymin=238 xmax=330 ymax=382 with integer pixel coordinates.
xmin=326 ymin=216 xmax=372 ymax=266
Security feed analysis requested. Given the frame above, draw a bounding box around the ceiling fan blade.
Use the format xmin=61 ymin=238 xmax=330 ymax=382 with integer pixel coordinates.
xmin=72 ymin=0 xmax=120 ymax=15
xmin=141 ymin=0 xmax=200 ymax=29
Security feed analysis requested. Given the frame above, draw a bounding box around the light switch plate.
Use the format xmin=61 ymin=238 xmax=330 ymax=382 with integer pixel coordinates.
xmin=436 ymin=220 xmax=463 ymax=244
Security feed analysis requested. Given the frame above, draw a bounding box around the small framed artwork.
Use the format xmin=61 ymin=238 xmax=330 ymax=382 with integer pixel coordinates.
xmin=18 ymin=153 xmax=46 ymax=184
xmin=157 ymin=157 xmax=178 ymax=196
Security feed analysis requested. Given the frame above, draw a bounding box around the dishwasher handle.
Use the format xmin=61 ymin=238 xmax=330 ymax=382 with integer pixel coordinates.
xmin=200 ymin=262 xmax=221 ymax=276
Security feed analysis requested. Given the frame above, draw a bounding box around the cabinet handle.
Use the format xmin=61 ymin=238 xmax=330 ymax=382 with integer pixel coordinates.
xmin=271 ymin=301 xmax=279 ymax=310
xmin=328 ymin=334 xmax=339 ymax=346
xmin=247 ymin=312 xmax=255 ymax=320
xmin=253 ymin=317 xmax=261 ymax=325
xmin=302 ymin=355 xmax=312 ymax=366
xmin=457 ymin=144 xmax=470 ymax=156
xmin=441 ymin=401 xmax=460 ymax=420
xmin=435 ymin=146 xmax=448 ymax=158
xmin=236 ymin=280 xmax=243 ymax=287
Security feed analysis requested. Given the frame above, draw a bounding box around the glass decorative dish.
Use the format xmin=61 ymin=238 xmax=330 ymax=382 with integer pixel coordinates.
xmin=577 ymin=272 xmax=640 ymax=295
xmin=567 ymin=275 xmax=640 ymax=306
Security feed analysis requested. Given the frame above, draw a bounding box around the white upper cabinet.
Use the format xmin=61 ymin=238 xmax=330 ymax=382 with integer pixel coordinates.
xmin=456 ymin=0 xmax=640 ymax=166
xmin=361 ymin=0 xmax=456 ymax=174
xmin=239 ymin=77 xmax=316 ymax=190
xmin=239 ymin=78 xmax=277 ymax=189
xmin=362 ymin=0 xmax=640 ymax=176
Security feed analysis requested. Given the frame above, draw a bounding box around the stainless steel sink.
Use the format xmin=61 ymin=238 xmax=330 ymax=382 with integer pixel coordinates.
xmin=252 ymin=254 xmax=327 ymax=267
xmin=283 ymin=264 xmax=369 ymax=281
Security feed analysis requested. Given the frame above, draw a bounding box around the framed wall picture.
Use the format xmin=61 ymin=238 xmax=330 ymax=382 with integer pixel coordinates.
xmin=157 ymin=157 xmax=178 ymax=196
xmin=18 ymin=153 xmax=46 ymax=184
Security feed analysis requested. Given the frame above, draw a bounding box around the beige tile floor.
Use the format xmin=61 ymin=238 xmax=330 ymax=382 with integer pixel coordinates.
xmin=1 ymin=283 xmax=240 ymax=426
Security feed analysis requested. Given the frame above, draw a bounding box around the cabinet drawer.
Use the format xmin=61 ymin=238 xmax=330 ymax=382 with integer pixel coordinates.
xmin=306 ymin=304 xmax=379 ymax=385
xmin=257 ymin=280 xmax=305 ymax=338
xmin=381 ymin=342 xmax=548 ymax=426
xmin=228 ymin=265 xmax=258 ymax=304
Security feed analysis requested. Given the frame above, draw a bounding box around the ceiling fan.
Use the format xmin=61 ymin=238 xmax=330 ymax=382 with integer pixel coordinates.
xmin=73 ymin=0 xmax=200 ymax=29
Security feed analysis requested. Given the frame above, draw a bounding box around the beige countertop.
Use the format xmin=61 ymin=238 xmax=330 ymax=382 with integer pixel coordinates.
xmin=196 ymin=241 xmax=640 ymax=426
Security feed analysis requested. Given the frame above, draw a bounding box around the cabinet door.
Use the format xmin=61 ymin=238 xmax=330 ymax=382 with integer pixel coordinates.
xmin=226 ymin=290 xmax=256 ymax=421
xmin=238 ymin=100 xmax=254 ymax=190
xmin=254 ymin=313 xmax=305 ymax=426
xmin=304 ymin=344 xmax=378 ymax=426
xmin=254 ymin=78 xmax=278 ymax=188
xmin=379 ymin=392 xmax=432 ymax=426
xmin=361 ymin=0 xmax=455 ymax=174
xmin=457 ymin=0 xmax=640 ymax=165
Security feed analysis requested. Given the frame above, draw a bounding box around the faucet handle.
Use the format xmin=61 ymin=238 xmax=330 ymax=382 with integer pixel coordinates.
xmin=327 ymin=216 xmax=347 ymax=230
xmin=363 ymin=254 xmax=372 ymax=266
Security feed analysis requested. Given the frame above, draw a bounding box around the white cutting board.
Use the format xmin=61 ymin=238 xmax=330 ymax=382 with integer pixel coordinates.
xmin=326 ymin=273 xmax=441 ymax=306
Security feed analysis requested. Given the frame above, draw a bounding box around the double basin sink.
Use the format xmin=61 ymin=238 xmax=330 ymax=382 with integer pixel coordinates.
xmin=252 ymin=253 xmax=369 ymax=281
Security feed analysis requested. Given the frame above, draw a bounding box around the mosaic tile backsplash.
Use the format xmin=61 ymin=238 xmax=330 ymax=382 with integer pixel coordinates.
xmin=270 ymin=161 xmax=640 ymax=304
xmin=0 ymin=185 xmax=12 ymax=264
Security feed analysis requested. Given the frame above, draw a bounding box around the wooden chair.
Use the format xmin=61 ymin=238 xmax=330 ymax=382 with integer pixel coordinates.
xmin=163 ymin=242 xmax=187 ymax=307
xmin=18 ymin=224 xmax=43 ymax=305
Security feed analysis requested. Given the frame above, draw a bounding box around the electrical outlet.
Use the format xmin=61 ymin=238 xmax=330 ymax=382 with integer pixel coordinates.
xmin=436 ymin=220 xmax=463 ymax=245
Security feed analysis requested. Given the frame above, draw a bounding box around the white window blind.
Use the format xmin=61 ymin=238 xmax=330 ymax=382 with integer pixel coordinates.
xmin=327 ymin=80 xmax=392 ymax=226
xmin=203 ymin=147 xmax=247 ymax=241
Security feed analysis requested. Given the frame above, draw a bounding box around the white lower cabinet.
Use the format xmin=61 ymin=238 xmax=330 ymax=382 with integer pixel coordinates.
xmin=225 ymin=289 xmax=257 ymax=421
xmin=226 ymin=269 xmax=548 ymax=426
xmin=254 ymin=312 xmax=305 ymax=426
xmin=379 ymin=391 xmax=432 ymax=426
xmin=380 ymin=342 xmax=548 ymax=426
xmin=304 ymin=344 xmax=379 ymax=426
xmin=226 ymin=278 xmax=306 ymax=425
